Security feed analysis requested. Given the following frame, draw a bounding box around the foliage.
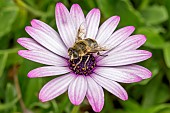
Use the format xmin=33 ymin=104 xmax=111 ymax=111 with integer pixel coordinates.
xmin=0 ymin=0 xmax=170 ymax=113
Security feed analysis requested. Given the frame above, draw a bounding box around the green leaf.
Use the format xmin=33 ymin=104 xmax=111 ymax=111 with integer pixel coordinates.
xmin=5 ymin=83 xmax=17 ymax=103
xmin=157 ymin=108 xmax=170 ymax=113
xmin=51 ymin=100 xmax=59 ymax=113
xmin=0 ymin=98 xmax=19 ymax=110
xmin=24 ymin=78 xmax=43 ymax=107
xmin=119 ymin=99 xmax=151 ymax=113
xmin=120 ymin=99 xmax=140 ymax=111
xmin=164 ymin=0 xmax=170 ymax=31
xmin=141 ymin=5 xmax=168 ymax=25
xmin=58 ymin=95 xmax=71 ymax=113
xmin=0 ymin=53 xmax=8 ymax=77
xmin=4 ymin=83 xmax=17 ymax=113
xmin=13 ymin=8 xmax=28 ymax=29
xmin=138 ymin=59 xmax=160 ymax=85
xmin=29 ymin=102 xmax=51 ymax=109
xmin=163 ymin=43 xmax=170 ymax=68
xmin=165 ymin=0 xmax=170 ymax=16
xmin=0 ymin=0 xmax=19 ymax=38
xmin=155 ymin=84 xmax=170 ymax=103
xmin=86 ymin=0 xmax=97 ymax=9
xmin=136 ymin=27 xmax=165 ymax=49
xmin=6 ymin=52 xmax=22 ymax=68
xmin=142 ymin=73 xmax=163 ymax=108
xmin=120 ymin=99 xmax=170 ymax=113
xmin=0 ymin=48 xmax=20 ymax=77
xmin=96 ymin=0 xmax=144 ymax=27
xmin=152 ymin=104 xmax=170 ymax=113
xmin=112 ymin=110 xmax=126 ymax=113
xmin=96 ymin=0 xmax=118 ymax=18
xmin=17 ymin=59 xmax=43 ymax=107
xmin=138 ymin=0 xmax=150 ymax=10
xmin=71 ymin=106 xmax=80 ymax=113
xmin=101 ymin=92 xmax=114 ymax=113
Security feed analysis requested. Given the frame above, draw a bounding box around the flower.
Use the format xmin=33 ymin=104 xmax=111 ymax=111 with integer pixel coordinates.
xmin=17 ymin=2 xmax=152 ymax=112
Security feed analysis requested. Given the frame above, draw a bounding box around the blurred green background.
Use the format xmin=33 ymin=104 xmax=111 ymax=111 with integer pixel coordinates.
xmin=0 ymin=0 xmax=170 ymax=113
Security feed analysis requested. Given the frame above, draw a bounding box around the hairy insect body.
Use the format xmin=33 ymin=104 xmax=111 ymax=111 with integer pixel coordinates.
xmin=85 ymin=38 xmax=98 ymax=49
xmin=73 ymin=40 xmax=88 ymax=57
xmin=68 ymin=23 xmax=107 ymax=70
xmin=68 ymin=38 xmax=105 ymax=61
xmin=74 ymin=38 xmax=98 ymax=56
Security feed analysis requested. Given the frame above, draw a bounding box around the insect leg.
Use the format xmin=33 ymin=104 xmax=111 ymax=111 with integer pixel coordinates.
xmin=96 ymin=46 xmax=108 ymax=51
xmin=73 ymin=56 xmax=83 ymax=70
xmin=83 ymin=54 xmax=90 ymax=69
xmin=97 ymin=52 xmax=108 ymax=57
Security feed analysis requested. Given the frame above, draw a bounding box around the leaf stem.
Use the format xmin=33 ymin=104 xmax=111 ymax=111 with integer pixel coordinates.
xmin=12 ymin=64 xmax=32 ymax=113
xmin=0 ymin=53 xmax=8 ymax=77
xmin=14 ymin=0 xmax=46 ymax=17
xmin=71 ymin=105 xmax=80 ymax=113
xmin=0 ymin=48 xmax=20 ymax=54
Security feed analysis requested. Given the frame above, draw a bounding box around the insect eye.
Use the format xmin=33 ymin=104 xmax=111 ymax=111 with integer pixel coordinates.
xmin=73 ymin=51 xmax=78 ymax=58
xmin=68 ymin=48 xmax=73 ymax=53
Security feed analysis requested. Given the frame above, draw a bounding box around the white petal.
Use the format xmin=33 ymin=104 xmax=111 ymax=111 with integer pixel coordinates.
xmin=18 ymin=50 xmax=67 ymax=66
xmin=86 ymin=76 xmax=104 ymax=112
xmin=55 ymin=3 xmax=77 ymax=48
xmin=96 ymin=16 xmax=120 ymax=45
xmin=94 ymin=67 xmax=142 ymax=83
xmin=17 ymin=38 xmax=47 ymax=51
xmin=113 ymin=65 xmax=152 ymax=79
xmin=39 ymin=74 xmax=76 ymax=102
xmin=25 ymin=26 xmax=68 ymax=58
xmin=70 ymin=4 xmax=85 ymax=31
xmin=104 ymin=26 xmax=135 ymax=50
xmin=31 ymin=19 xmax=67 ymax=49
xmin=110 ymin=35 xmax=146 ymax=53
xmin=68 ymin=75 xmax=87 ymax=105
xmin=86 ymin=8 xmax=100 ymax=39
xmin=28 ymin=66 xmax=70 ymax=78
xmin=97 ymin=50 xmax=152 ymax=66
xmin=91 ymin=73 xmax=128 ymax=100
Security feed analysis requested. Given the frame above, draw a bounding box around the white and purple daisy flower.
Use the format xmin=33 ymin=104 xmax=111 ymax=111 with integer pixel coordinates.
xmin=17 ymin=2 xmax=152 ymax=112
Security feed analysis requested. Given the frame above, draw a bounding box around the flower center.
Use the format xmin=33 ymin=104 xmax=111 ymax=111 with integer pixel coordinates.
xmin=68 ymin=54 xmax=96 ymax=76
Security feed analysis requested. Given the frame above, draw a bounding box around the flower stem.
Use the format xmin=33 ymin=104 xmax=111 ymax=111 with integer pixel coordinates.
xmin=0 ymin=53 xmax=8 ymax=77
xmin=71 ymin=105 xmax=80 ymax=113
xmin=0 ymin=48 xmax=20 ymax=54
xmin=11 ymin=64 xmax=32 ymax=113
xmin=14 ymin=0 xmax=46 ymax=17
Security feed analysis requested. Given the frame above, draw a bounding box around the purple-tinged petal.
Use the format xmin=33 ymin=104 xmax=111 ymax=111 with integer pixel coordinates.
xmin=17 ymin=38 xmax=47 ymax=51
xmin=68 ymin=75 xmax=87 ymax=105
xmin=55 ymin=3 xmax=76 ymax=48
xmin=86 ymin=8 xmax=100 ymax=39
xmin=18 ymin=50 xmax=67 ymax=66
xmin=96 ymin=16 xmax=120 ymax=45
xmin=86 ymin=76 xmax=104 ymax=112
xmin=104 ymin=26 xmax=135 ymax=50
xmin=113 ymin=65 xmax=152 ymax=79
xmin=91 ymin=73 xmax=128 ymax=100
xmin=110 ymin=35 xmax=146 ymax=53
xmin=70 ymin=4 xmax=85 ymax=31
xmin=39 ymin=74 xmax=76 ymax=102
xmin=28 ymin=66 xmax=70 ymax=78
xmin=97 ymin=50 xmax=152 ymax=66
xmin=31 ymin=19 xmax=66 ymax=49
xmin=94 ymin=67 xmax=142 ymax=83
xmin=25 ymin=26 xmax=68 ymax=58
